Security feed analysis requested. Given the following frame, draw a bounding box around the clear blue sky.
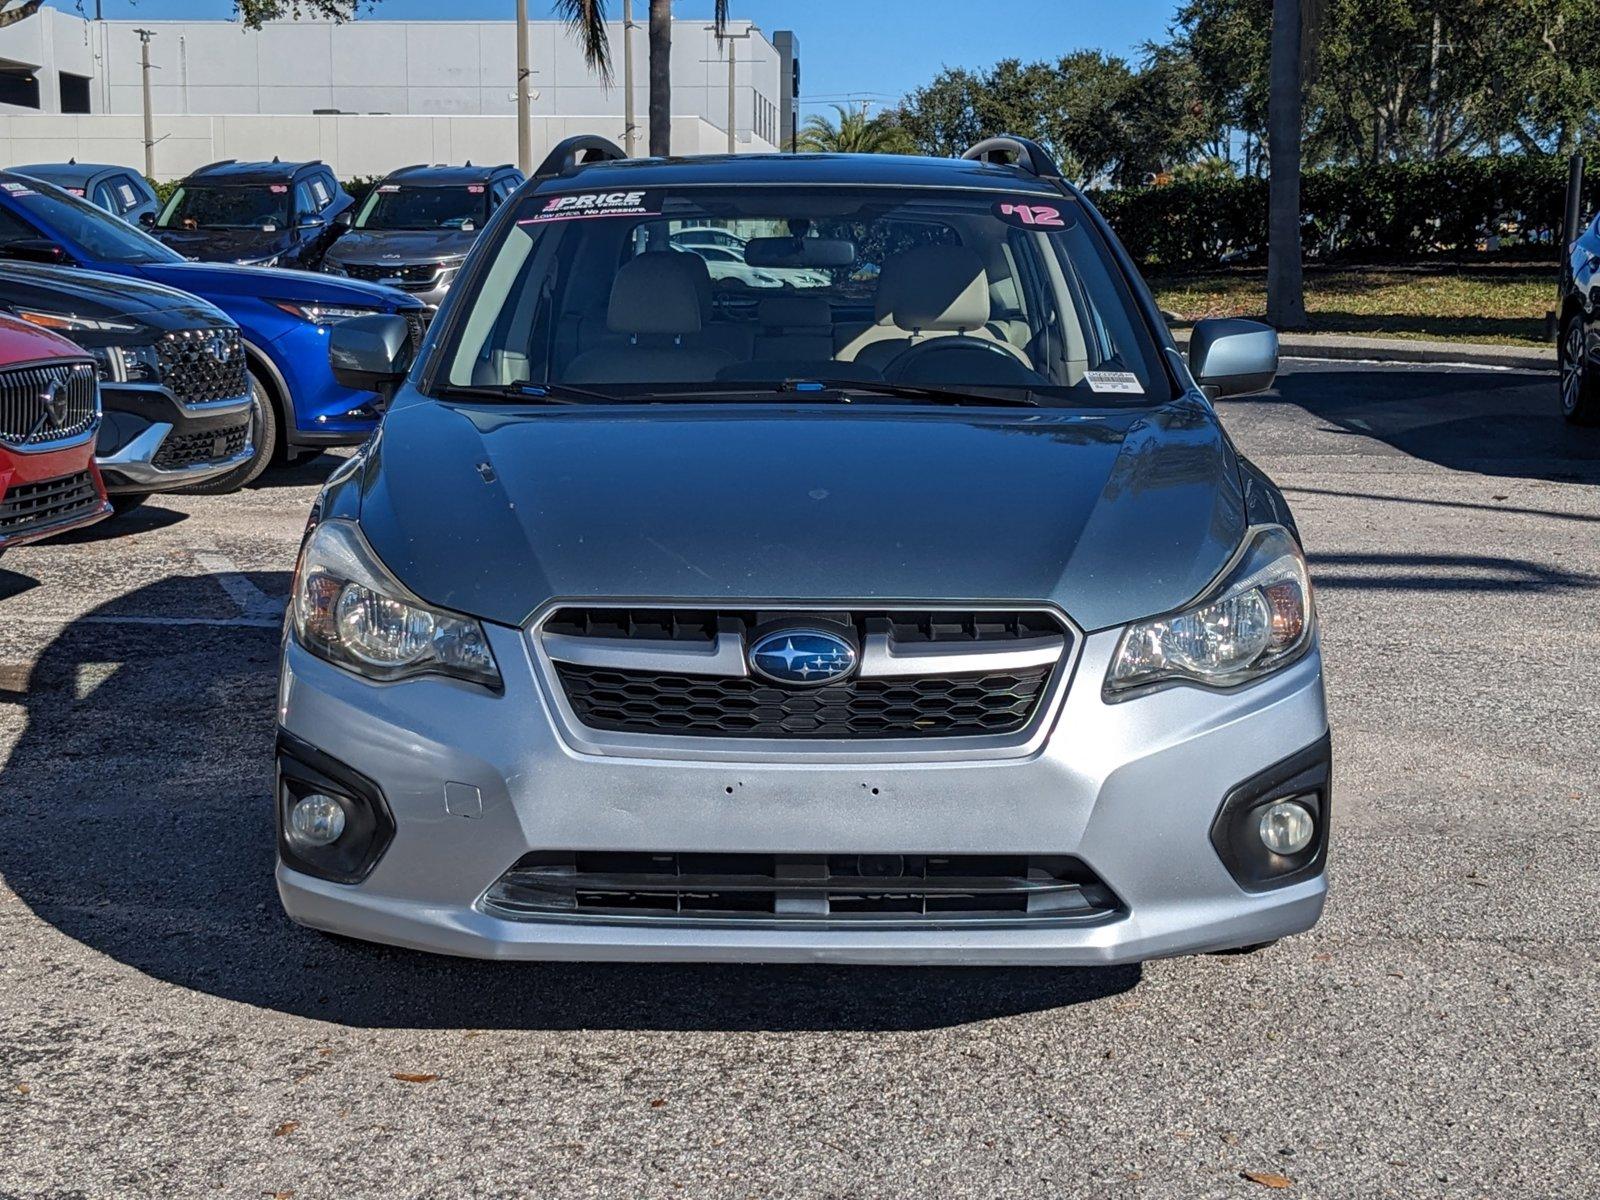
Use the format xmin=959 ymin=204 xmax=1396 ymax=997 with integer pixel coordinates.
xmin=62 ymin=0 xmax=1179 ymax=112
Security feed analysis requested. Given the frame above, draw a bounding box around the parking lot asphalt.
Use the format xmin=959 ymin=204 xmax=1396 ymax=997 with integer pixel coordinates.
xmin=1 ymin=361 xmax=1597 ymax=1199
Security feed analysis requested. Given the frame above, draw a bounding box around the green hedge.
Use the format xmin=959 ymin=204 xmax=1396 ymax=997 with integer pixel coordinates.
xmin=1091 ymin=157 xmax=1597 ymax=269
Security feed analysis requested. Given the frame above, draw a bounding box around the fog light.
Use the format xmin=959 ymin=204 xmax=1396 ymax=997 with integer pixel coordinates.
xmin=288 ymin=793 xmax=346 ymax=847
xmin=1258 ymin=799 xmax=1315 ymax=855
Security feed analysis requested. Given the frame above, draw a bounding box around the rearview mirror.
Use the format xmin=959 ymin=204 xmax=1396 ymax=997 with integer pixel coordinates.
xmin=743 ymin=237 xmax=856 ymax=269
xmin=329 ymin=314 xmax=413 ymax=398
xmin=0 ymin=238 xmax=69 ymax=265
xmin=1188 ymin=317 xmax=1278 ymax=398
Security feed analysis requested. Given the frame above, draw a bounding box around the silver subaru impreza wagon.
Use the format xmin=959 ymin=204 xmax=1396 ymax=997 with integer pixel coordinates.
xmin=276 ymin=135 xmax=1330 ymax=965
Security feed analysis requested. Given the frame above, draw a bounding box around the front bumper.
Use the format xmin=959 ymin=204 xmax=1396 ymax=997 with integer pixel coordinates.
xmin=96 ymin=382 xmax=253 ymax=493
xmin=324 ymin=262 xmax=457 ymax=310
xmin=0 ymin=442 xmax=111 ymax=551
xmin=276 ymin=620 xmax=1330 ymax=965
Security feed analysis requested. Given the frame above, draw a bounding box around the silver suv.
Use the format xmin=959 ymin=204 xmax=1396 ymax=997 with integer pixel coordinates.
xmin=276 ymin=136 xmax=1330 ymax=965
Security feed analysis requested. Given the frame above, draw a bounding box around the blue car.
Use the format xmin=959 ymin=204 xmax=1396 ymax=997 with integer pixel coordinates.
xmin=13 ymin=161 xmax=161 ymax=226
xmin=0 ymin=172 xmax=424 ymax=486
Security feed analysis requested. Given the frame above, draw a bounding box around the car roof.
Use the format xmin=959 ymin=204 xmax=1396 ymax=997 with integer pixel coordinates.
xmin=184 ymin=159 xmax=329 ymax=184
xmin=530 ymin=151 xmax=1070 ymax=196
xmin=13 ymin=162 xmax=129 ymax=187
xmin=382 ymin=163 xmax=519 ymax=186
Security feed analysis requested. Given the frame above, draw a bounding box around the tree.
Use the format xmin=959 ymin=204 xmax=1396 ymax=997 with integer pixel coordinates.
xmin=795 ymin=105 xmax=915 ymax=155
xmin=552 ymin=0 xmax=726 ymax=157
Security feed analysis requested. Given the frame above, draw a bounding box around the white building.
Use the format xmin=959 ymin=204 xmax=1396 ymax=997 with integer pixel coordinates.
xmin=0 ymin=7 xmax=801 ymax=177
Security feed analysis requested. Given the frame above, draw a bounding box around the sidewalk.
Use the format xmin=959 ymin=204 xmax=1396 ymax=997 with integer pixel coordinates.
xmin=1168 ymin=328 xmax=1556 ymax=372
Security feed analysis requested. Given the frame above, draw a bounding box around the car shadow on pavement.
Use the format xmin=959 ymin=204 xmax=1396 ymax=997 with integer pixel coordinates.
xmin=1246 ymin=365 xmax=1600 ymax=484
xmin=0 ymin=573 xmax=1139 ymax=1032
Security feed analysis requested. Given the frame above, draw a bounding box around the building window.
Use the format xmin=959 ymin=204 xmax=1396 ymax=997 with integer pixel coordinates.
xmin=59 ymin=72 xmax=91 ymax=114
xmin=0 ymin=63 xmax=40 ymax=110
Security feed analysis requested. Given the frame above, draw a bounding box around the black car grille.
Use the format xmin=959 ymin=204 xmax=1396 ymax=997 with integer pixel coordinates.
xmin=545 ymin=607 xmax=1068 ymax=740
xmin=482 ymin=852 xmax=1120 ymax=926
xmin=557 ymin=662 xmax=1052 ymax=738
xmin=0 ymin=360 xmax=97 ymax=447
xmin=0 ymin=470 xmax=101 ymax=535
xmin=343 ymin=261 xmax=442 ymax=285
xmin=155 ymin=329 xmax=248 ymax=405
xmin=151 ymin=421 xmax=249 ymax=470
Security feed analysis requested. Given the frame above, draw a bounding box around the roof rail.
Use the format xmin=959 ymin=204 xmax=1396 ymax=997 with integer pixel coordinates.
xmin=534 ymin=135 xmax=628 ymax=179
xmin=961 ymin=136 xmax=1062 ymax=180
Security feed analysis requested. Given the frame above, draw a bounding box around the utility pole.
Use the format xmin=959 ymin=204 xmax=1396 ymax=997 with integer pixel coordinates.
xmin=622 ymin=0 xmax=637 ymax=156
xmin=514 ymin=0 xmax=531 ymax=174
xmin=706 ymin=24 xmax=755 ymax=155
xmin=135 ymin=28 xmax=155 ymax=179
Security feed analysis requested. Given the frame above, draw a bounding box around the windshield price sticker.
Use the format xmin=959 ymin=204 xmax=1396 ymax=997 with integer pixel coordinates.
xmin=994 ymin=200 xmax=1072 ymax=229
xmin=522 ymin=190 xmax=659 ymax=223
xmin=467 ymin=184 xmax=486 ymax=193
xmin=1 ymin=181 xmax=35 ymax=196
xmin=269 ymin=184 xmax=289 ymax=193
xmin=1085 ymin=370 xmax=1144 ymax=394
xmin=378 ymin=184 xmax=401 ymax=193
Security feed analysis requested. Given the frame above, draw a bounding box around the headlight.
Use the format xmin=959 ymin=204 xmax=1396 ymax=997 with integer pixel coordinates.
xmin=272 ymin=300 xmax=384 ymax=326
xmin=1106 ymin=525 xmax=1314 ymax=695
xmin=323 ymin=261 xmax=347 ymax=276
xmin=238 ymin=253 xmax=280 ymax=267
xmin=15 ymin=308 xmax=137 ymax=335
xmin=290 ymin=518 xmax=501 ymax=688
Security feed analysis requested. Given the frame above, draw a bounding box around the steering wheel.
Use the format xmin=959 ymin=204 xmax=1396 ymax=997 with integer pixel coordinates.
xmin=886 ymin=335 xmax=1044 ymax=386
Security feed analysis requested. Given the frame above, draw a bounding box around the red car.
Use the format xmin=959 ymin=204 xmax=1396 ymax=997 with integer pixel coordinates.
xmin=0 ymin=313 xmax=111 ymax=557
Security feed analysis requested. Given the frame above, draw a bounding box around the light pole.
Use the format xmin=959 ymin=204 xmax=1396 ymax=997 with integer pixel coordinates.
xmin=514 ymin=0 xmax=531 ymax=173
xmin=135 ymin=28 xmax=155 ymax=178
xmin=706 ymin=24 xmax=755 ymax=155
xmin=622 ymin=0 xmax=637 ymax=156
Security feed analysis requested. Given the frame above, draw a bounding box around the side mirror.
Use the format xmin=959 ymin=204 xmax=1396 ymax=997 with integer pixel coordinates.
xmin=329 ymin=313 xmax=413 ymax=397
xmin=298 ymin=214 xmax=327 ymax=231
xmin=0 ymin=238 xmax=69 ymax=265
xmin=332 ymin=209 xmax=352 ymax=229
xmin=1188 ymin=317 xmax=1278 ymax=398
xmin=138 ymin=211 xmax=156 ymax=228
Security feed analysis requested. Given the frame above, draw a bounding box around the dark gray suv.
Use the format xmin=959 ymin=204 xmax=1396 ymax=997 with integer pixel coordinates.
xmin=321 ymin=163 xmax=524 ymax=308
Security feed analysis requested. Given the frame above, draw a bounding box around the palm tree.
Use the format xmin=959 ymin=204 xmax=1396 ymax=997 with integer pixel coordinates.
xmin=795 ymin=104 xmax=915 ymax=155
xmin=554 ymin=0 xmax=727 ymax=157
xmin=1265 ymin=0 xmax=1308 ymax=329
xmin=1266 ymin=0 xmax=1326 ymax=329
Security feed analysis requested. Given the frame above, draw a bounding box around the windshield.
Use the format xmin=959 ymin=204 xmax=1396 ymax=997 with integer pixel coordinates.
xmin=158 ymin=184 xmax=289 ymax=231
xmin=0 ymin=178 xmax=182 ymax=264
xmin=356 ymin=184 xmax=489 ymax=231
xmin=435 ymin=185 xmax=1172 ymax=406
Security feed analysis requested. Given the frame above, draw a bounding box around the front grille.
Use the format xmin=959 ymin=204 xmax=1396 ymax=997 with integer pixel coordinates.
xmin=543 ymin=607 xmax=1068 ymax=740
xmin=155 ymin=329 xmax=248 ymax=405
xmin=0 ymin=360 xmax=97 ymax=447
xmin=0 ymin=470 xmax=100 ymax=534
xmin=403 ymin=310 xmax=428 ymax=357
xmin=151 ymin=421 xmax=249 ymax=470
xmin=557 ymin=662 xmax=1051 ymax=738
xmin=344 ymin=261 xmax=442 ymax=285
xmin=482 ymin=852 xmax=1120 ymax=926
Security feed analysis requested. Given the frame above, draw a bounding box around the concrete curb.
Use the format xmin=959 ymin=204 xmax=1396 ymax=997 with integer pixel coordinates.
xmin=1169 ymin=329 xmax=1555 ymax=372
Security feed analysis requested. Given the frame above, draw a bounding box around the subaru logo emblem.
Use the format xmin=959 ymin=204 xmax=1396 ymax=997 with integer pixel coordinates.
xmin=747 ymin=629 xmax=858 ymax=687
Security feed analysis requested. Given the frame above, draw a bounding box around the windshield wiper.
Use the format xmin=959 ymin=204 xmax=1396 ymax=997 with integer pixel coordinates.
xmin=780 ymin=379 xmax=1041 ymax=407
xmin=433 ymin=381 xmax=620 ymax=405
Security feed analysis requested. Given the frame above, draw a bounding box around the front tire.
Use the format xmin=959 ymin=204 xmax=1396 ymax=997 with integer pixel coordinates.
xmin=177 ymin=371 xmax=276 ymax=495
xmin=1561 ymin=313 xmax=1600 ymax=425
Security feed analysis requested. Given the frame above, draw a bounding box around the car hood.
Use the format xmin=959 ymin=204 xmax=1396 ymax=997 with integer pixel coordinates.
xmin=325 ymin=229 xmax=476 ymax=266
xmin=352 ymin=397 xmax=1247 ymax=632
xmin=133 ymin=261 xmax=415 ymax=309
xmin=0 ymin=263 xmax=233 ymax=331
xmin=154 ymin=226 xmax=293 ymax=262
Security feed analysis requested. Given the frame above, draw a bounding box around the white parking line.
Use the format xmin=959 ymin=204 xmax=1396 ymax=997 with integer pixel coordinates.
xmin=192 ymin=550 xmax=283 ymax=619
